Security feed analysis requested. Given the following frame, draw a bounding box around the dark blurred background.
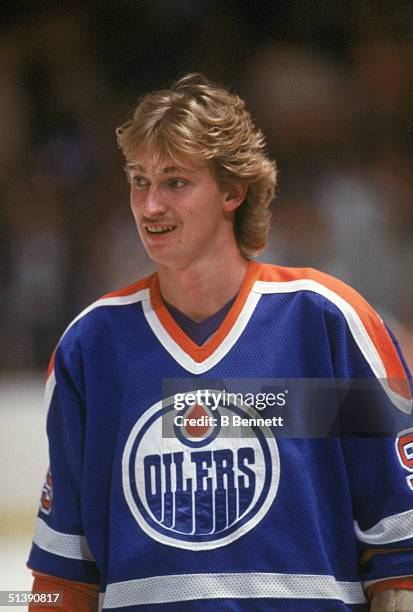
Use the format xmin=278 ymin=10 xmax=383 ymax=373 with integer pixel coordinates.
xmin=1 ymin=0 xmax=413 ymax=372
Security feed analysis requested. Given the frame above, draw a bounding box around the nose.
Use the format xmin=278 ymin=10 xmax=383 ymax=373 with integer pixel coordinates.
xmin=143 ymin=186 xmax=167 ymax=218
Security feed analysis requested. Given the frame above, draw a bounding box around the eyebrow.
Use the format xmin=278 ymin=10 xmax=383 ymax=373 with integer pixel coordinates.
xmin=125 ymin=163 xmax=196 ymax=174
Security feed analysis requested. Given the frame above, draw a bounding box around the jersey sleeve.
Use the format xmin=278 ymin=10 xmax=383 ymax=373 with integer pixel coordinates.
xmin=323 ymin=298 xmax=413 ymax=591
xmin=27 ymin=330 xmax=101 ymax=584
xmin=343 ymin=432 xmax=413 ymax=590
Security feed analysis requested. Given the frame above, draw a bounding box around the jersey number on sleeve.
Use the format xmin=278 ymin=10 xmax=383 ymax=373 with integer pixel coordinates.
xmin=40 ymin=468 xmax=53 ymax=514
xmin=396 ymin=429 xmax=413 ymax=491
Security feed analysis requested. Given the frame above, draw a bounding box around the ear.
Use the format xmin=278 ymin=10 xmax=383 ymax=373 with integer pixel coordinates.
xmin=222 ymin=183 xmax=247 ymax=212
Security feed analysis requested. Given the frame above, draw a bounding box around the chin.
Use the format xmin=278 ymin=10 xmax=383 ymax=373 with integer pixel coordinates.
xmin=144 ymin=247 xmax=174 ymax=267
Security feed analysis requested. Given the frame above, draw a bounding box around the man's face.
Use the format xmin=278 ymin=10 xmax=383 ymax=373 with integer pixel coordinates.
xmin=127 ymin=151 xmax=237 ymax=269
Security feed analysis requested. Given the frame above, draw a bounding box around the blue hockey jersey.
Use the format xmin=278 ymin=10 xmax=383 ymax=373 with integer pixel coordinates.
xmin=28 ymin=261 xmax=413 ymax=611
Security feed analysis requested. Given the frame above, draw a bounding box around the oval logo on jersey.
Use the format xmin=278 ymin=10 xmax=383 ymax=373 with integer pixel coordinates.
xmin=122 ymin=391 xmax=280 ymax=550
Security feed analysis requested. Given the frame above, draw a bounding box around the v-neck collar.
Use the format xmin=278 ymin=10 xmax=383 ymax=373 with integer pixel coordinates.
xmin=164 ymin=295 xmax=237 ymax=346
xmin=142 ymin=260 xmax=262 ymax=374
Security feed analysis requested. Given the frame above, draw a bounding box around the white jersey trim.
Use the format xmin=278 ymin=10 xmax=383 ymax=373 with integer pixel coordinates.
xmin=60 ymin=288 xmax=149 ymax=342
xmin=46 ymin=287 xmax=149 ymax=387
xmin=45 ymin=284 xmax=260 ymax=377
xmin=44 ymin=370 xmax=56 ymax=415
xmin=254 ymin=279 xmax=412 ymax=414
xmin=101 ymin=572 xmax=366 ymax=608
xmin=142 ymin=290 xmax=261 ymax=374
xmin=355 ymin=508 xmax=413 ymax=545
xmin=44 ymin=288 xmax=150 ymax=412
xmin=47 ymin=276 xmax=411 ymax=413
xmin=33 ymin=517 xmax=94 ymax=561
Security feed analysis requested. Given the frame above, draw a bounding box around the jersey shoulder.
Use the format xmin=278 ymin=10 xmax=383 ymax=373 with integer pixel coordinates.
xmin=47 ymin=274 xmax=154 ymax=378
xmin=256 ymin=262 xmax=384 ymax=326
xmin=256 ymin=262 xmax=412 ymax=409
xmin=257 ymin=262 xmax=373 ymax=313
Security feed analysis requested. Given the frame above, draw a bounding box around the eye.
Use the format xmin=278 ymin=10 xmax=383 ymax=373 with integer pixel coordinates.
xmin=169 ymin=178 xmax=187 ymax=189
xmin=132 ymin=176 xmax=149 ymax=189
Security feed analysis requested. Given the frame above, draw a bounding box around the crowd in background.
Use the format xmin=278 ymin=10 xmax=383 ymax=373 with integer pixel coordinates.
xmin=1 ymin=1 xmax=413 ymax=371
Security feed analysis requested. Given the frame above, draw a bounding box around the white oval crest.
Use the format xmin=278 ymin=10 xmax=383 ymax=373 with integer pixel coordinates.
xmin=122 ymin=391 xmax=280 ymax=550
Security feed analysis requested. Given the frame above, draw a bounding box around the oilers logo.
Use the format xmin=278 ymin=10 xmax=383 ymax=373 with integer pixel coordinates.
xmin=122 ymin=391 xmax=280 ymax=550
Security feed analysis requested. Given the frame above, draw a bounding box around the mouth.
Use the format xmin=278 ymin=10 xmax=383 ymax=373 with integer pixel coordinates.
xmin=145 ymin=224 xmax=177 ymax=235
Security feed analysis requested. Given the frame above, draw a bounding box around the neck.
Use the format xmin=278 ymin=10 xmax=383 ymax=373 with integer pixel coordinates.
xmin=157 ymin=252 xmax=249 ymax=322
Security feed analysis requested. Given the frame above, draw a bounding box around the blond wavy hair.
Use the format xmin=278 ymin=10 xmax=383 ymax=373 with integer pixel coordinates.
xmin=116 ymin=74 xmax=277 ymax=258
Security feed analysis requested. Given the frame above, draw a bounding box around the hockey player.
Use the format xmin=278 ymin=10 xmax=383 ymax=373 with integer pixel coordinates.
xmin=29 ymin=74 xmax=413 ymax=611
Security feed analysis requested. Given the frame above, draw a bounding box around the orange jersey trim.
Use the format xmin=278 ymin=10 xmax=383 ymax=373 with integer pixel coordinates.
xmin=46 ymin=347 xmax=57 ymax=379
xmin=149 ymin=260 xmax=262 ymax=363
xmin=46 ymin=276 xmax=153 ymax=380
xmin=257 ymin=264 xmax=411 ymax=400
xmin=45 ymin=262 xmax=410 ymax=399
xmin=101 ymin=274 xmax=153 ymax=299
